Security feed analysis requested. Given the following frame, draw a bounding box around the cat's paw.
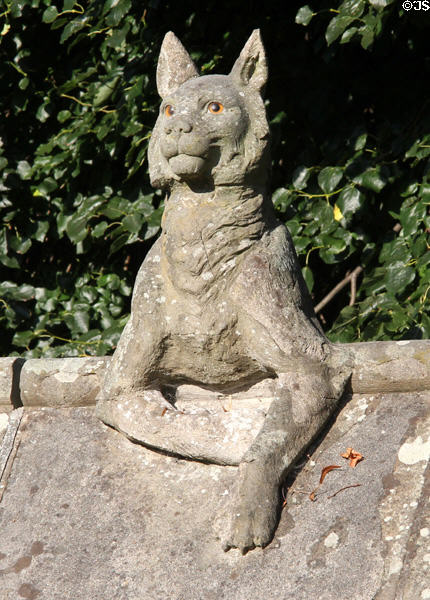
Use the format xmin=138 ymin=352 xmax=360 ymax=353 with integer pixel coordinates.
xmin=219 ymin=464 xmax=280 ymax=554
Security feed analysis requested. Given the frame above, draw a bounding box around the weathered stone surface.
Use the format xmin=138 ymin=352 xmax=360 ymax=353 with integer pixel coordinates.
xmin=20 ymin=357 xmax=108 ymax=408
xmin=0 ymin=412 xmax=8 ymax=445
xmin=349 ymin=339 xmax=430 ymax=393
xmin=0 ymin=407 xmax=23 ymax=501
xmin=0 ymin=392 xmax=428 ymax=599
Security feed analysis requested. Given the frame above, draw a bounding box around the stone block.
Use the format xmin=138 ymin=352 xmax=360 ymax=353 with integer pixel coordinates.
xmin=20 ymin=357 xmax=110 ymax=408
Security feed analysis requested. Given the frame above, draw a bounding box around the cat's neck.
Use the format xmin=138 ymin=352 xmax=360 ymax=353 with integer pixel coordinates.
xmin=163 ymin=181 xmax=272 ymax=223
xmin=160 ymin=182 xmax=275 ymax=297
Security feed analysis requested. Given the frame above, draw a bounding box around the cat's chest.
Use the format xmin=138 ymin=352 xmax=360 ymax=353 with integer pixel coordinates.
xmin=161 ymin=202 xmax=240 ymax=285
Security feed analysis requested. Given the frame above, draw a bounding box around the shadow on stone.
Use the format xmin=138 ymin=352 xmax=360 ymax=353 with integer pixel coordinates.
xmin=11 ymin=359 xmax=24 ymax=409
xmin=280 ymin=386 xmax=353 ymax=501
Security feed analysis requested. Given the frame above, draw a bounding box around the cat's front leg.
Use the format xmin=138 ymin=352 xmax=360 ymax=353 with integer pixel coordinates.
xmin=220 ymin=370 xmax=346 ymax=553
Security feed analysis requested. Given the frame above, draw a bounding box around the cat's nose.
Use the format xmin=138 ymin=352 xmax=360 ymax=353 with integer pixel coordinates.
xmin=164 ymin=117 xmax=192 ymax=135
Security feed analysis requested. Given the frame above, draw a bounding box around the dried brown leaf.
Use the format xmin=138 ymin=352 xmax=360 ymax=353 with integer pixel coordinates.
xmin=319 ymin=464 xmax=341 ymax=484
xmin=341 ymin=447 xmax=364 ymax=467
xmin=308 ymin=464 xmax=341 ymax=502
xmin=341 ymin=447 xmax=353 ymax=459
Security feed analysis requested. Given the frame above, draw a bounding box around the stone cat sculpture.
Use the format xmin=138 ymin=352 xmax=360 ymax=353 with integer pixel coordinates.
xmin=97 ymin=30 xmax=353 ymax=553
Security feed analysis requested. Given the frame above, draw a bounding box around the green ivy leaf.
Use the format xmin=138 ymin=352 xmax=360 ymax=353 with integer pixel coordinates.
xmin=354 ymin=133 xmax=367 ymax=150
xmin=17 ymin=160 xmax=32 ymax=180
xmin=296 ymin=5 xmax=314 ymax=26
xmin=340 ymin=26 xmax=358 ymax=44
xmin=385 ymin=262 xmax=415 ymax=295
xmin=66 ymin=215 xmax=88 ymax=243
xmin=12 ymin=284 xmax=36 ymax=301
xmin=292 ymin=165 xmax=311 ymax=190
xmin=399 ymin=199 xmax=426 ymax=236
xmin=9 ymin=235 xmax=32 ymax=254
xmin=93 ymin=76 xmax=120 ymax=106
xmin=37 ymin=177 xmax=58 ymax=195
xmin=337 ymin=186 xmax=364 ymax=220
xmin=360 ymin=25 xmax=374 ymax=49
xmin=98 ymin=273 xmax=121 ymax=290
xmin=420 ymin=184 xmax=430 ymax=201
xmin=302 ymin=265 xmax=314 ymax=292
xmin=354 ymin=168 xmax=386 ymax=192
xmin=42 ymin=6 xmax=59 ymax=23
xmin=318 ymin=167 xmax=343 ymax=194
xmin=384 ymin=308 xmax=408 ymax=333
xmin=60 ymin=18 xmax=88 ymax=44
xmin=379 ymin=239 xmax=410 ymax=264
xmin=64 ymin=310 xmax=90 ymax=334
xmin=36 ymin=102 xmax=52 ymax=123
xmin=122 ymin=213 xmax=142 ymax=233
xmin=92 ymin=221 xmax=109 ymax=238
xmin=109 ymin=232 xmax=129 ymax=254
xmin=13 ymin=330 xmax=35 ymax=347
xmin=339 ymin=0 xmax=366 ymax=16
xmin=286 ymin=219 xmax=302 ymax=237
xmin=57 ymin=110 xmax=72 ymax=123
xmin=105 ymin=0 xmax=132 ymax=26
xmin=326 ymin=15 xmax=355 ymax=45
xmin=294 ymin=236 xmax=311 ymax=253
xmin=106 ymin=24 xmax=129 ymax=48
xmin=272 ymin=187 xmax=293 ymax=212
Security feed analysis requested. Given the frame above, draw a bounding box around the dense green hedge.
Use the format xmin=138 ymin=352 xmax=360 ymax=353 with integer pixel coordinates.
xmin=1 ymin=0 xmax=429 ymax=357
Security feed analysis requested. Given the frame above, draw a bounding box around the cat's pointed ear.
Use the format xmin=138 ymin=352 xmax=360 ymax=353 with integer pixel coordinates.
xmin=230 ymin=29 xmax=268 ymax=93
xmin=156 ymin=32 xmax=199 ymax=99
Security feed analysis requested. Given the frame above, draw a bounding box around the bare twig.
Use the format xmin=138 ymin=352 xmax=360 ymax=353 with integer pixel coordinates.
xmin=315 ymin=266 xmax=363 ymax=314
xmin=349 ymin=268 xmax=358 ymax=306
xmin=327 ymin=483 xmax=361 ymax=499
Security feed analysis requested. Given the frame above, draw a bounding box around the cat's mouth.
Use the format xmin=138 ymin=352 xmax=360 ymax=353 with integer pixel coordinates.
xmin=168 ymin=154 xmax=207 ymax=179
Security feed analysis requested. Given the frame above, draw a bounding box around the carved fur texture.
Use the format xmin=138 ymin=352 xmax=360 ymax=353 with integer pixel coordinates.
xmin=96 ymin=30 xmax=353 ymax=553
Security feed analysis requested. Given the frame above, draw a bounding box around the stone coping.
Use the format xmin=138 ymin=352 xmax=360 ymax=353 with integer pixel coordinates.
xmin=0 ymin=340 xmax=430 ymax=411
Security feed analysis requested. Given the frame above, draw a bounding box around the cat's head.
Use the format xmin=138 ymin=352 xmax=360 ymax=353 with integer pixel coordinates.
xmin=148 ymin=30 xmax=270 ymax=190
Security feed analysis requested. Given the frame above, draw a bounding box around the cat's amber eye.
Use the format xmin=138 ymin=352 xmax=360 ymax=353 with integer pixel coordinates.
xmin=208 ymin=102 xmax=224 ymax=114
xmin=165 ymin=104 xmax=174 ymax=117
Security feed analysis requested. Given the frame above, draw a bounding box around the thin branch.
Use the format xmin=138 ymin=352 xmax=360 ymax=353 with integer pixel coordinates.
xmin=315 ymin=266 xmax=363 ymax=314
xmin=349 ymin=268 xmax=358 ymax=306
